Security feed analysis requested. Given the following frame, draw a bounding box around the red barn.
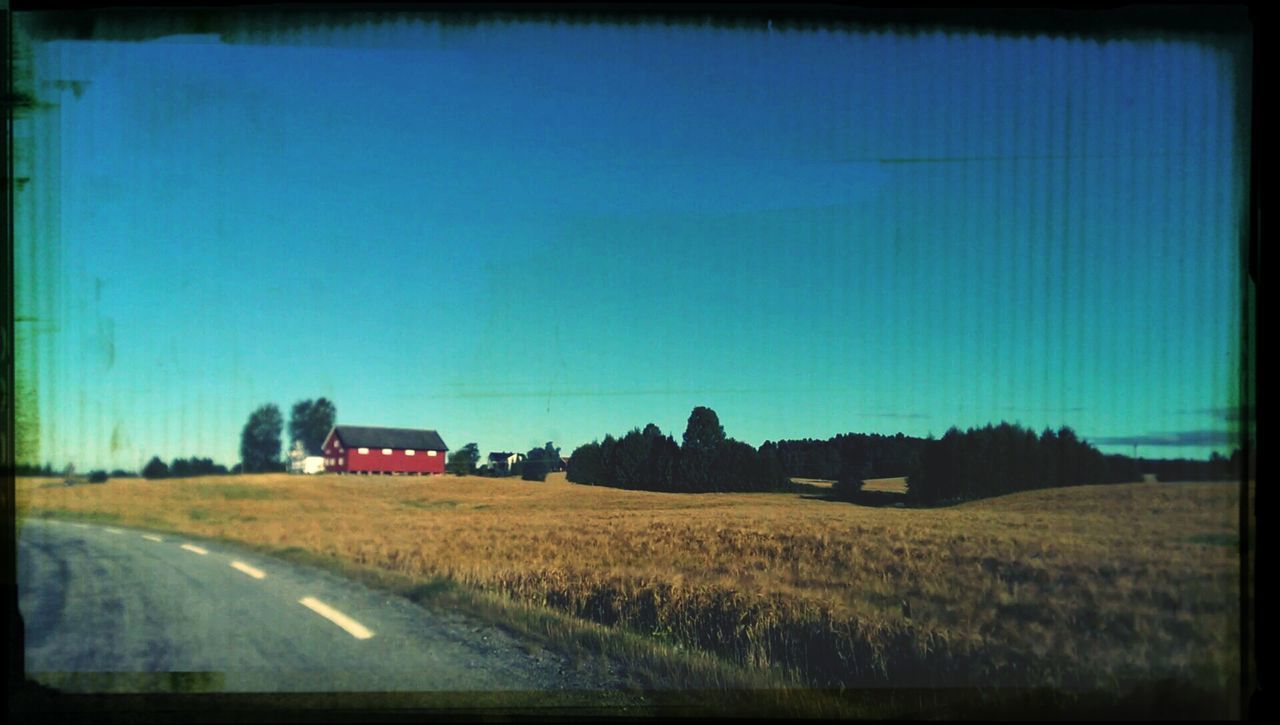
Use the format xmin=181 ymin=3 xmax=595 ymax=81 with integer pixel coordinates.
xmin=321 ymin=425 xmax=449 ymax=475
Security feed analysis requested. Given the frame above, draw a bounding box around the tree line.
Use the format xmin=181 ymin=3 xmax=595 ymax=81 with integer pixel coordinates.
xmin=772 ymin=422 xmax=1248 ymax=504
xmin=566 ymin=406 xmax=789 ymax=493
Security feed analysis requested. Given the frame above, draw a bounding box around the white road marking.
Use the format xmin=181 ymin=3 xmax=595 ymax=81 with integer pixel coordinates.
xmin=181 ymin=544 xmax=209 ymax=555
xmin=142 ymin=535 xmax=163 ymax=542
xmin=104 ymin=527 xmax=124 ymax=535
xmin=230 ymin=561 xmax=265 ymax=579
xmin=70 ymin=523 xmax=88 ymax=529
xmin=299 ymin=597 xmax=374 ymax=640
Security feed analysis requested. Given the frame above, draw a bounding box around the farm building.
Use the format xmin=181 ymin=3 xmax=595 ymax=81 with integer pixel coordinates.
xmin=321 ymin=425 xmax=449 ymax=475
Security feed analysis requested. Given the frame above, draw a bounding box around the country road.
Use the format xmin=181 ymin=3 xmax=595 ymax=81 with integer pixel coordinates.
xmin=16 ymin=518 xmax=627 ymax=695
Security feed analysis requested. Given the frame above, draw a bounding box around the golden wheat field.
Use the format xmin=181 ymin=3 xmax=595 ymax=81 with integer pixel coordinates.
xmin=16 ymin=473 xmax=1246 ymax=701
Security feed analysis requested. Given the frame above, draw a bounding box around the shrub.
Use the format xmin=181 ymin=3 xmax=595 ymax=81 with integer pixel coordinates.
xmin=88 ymin=470 xmax=109 ymax=484
xmin=522 ymin=460 xmax=547 ymax=481
xmin=142 ymin=456 xmax=170 ymax=479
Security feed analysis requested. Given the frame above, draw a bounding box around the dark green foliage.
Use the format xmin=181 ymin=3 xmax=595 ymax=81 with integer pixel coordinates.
xmin=142 ymin=456 xmax=170 ymax=479
xmin=543 ymin=442 xmax=562 ymax=471
xmin=447 ymin=442 xmax=480 ymax=475
xmin=169 ymin=457 xmax=229 ymax=477
xmin=611 ymin=429 xmax=650 ymax=488
xmin=567 ymin=441 xmax=605 ymax=485
xmin=288 ymin=398 xmax=337 ymax=455
xmin=565 ymin=409 xmax=789 ymax=493
xmin=777 ymin=433 xmax=927 ymax=483
xmin=522 ymin=442 xmax=560 ymax=481
xmin=908 ymin=422 xmax=1151 ymax=504
xmin=15 ymin=463 xmax=56 ymax=476
xmin=524 ymin=442 xmax=562 ymax=474
xmin=109 ymin=469 xmax=135 ymax=478
xmin=678 ymin=406 xmax=726 ymax=489
xmin=240 ymin=403 xmax=284 ymax=473
xmin=711 ymin=438 xmax=762 ymax=491
xmin=88 ymin=470 xmax=109 ymax=483
xmin=642 ymin=426 xmax=681 ymax=491
xmin=522 ymin=459 xmax=548 ymax=481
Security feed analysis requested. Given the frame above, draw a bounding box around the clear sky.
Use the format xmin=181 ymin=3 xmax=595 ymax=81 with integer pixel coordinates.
xmin=14 ymin=17 xmax=1251 ymax=471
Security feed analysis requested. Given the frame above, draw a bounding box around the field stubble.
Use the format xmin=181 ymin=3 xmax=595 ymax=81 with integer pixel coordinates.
xmin=17 ymin=474 xmax=1244 ymax=707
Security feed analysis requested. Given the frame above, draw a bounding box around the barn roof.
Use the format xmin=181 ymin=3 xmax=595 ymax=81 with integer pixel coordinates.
xmin=331 ymin=425 xmax=448 ymax=451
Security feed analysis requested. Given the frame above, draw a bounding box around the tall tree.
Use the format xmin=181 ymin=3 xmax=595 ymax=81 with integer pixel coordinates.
xmin=289 ymin=398 xmax=337 ymax=455
xmin=447 ymin=442 xmax=481 ymax=475
xmin=241 ymin=403 xmax=284 ymax=473
xmin=679 ymin=406 xmax=726 ymax=490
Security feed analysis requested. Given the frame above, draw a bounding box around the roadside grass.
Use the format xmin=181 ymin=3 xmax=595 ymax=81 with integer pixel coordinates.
xmin=15 ymin=474 xmax=1247 ymax=718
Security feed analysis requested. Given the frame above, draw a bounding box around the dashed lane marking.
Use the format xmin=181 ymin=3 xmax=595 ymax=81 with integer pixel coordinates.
xmin=298 ymin=597 xmax=374 ymax=640
xmin=181 ymin=544 xmax=209 ymax=555
xmin=142 ymin=535 xmax=163 ymax=542
xmin=104 ymin=527 xmax=124 ymax=535
xmin=230 ymin=561 xmax=266 ymax=579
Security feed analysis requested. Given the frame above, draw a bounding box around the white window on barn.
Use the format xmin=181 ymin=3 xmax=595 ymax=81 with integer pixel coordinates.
xmin=339 ymin=457 xmax=344 ymax=466
xmin=406 ymin=449 xmax=416 ymax=456
xmin=382 ymin=448 xmax=392 ymax=455
xmin=428 ymin=450 xmax=438 ymax=457
xmin=358 ymin=447 xmax=369 ymax=454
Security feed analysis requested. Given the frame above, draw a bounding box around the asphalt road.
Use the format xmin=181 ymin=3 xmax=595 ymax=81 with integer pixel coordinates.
xmin=17 ymin=518 xmax=624 ymax=695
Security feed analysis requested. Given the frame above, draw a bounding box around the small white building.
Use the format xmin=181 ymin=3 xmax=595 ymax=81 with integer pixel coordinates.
xmin=288 ymin=440 xmax=327 ymax=475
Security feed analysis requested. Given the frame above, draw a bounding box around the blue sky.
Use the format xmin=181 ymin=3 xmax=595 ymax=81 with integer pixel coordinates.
xmin=14 ymin=19 xmax=1250 ymax=470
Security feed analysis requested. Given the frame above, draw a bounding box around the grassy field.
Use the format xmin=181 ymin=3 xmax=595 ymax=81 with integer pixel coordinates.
xmin=861 ymin=476 xmax=910 ymax=495
xmin=16 ymin=473 xmax=1248 ymax=716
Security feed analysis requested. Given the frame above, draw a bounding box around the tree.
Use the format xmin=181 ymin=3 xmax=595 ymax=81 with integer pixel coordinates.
xmin=240 ymin=403 xmax=284 ymax=473
xmin=289 ymin=398 xmax=337 ymax=455
xmin=567 ymin=441 xmax=605 ymax=485
xmin=679 ymin=406 xmax=726 ymax=490
xmin=543 ymin=442 xmax=562 ymax=471
xmin=142 ymin=456 xmax=170 ymax=479
xmin=641 ymin=425 xmax=680 ymax=491
xmin=522 ymin=458 xmax=548 ymax=481
xmin=711 ymin=438 xmax=760 ymax=491
xmin=523 ymin=442 xmax=560 ymax=481
xmin=447 ymin=443 xmax=481 ymax=475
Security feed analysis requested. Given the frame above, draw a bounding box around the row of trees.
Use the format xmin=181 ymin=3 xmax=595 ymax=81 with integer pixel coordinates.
xmin=566 ymin=407 xmax=789 ymax=492
xmin=775 ymin=422 xmax=1249 ymax=504
xmin=907 ymin=423 xmax=1137 ymax=503
xmin=141 ymin=456 xmax=232 ymax=479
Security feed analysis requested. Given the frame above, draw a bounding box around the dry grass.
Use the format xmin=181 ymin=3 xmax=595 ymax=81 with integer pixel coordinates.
xmin=861 ymin=476 xmax=910 ymax=495
xmin=17 ymin=472 xmax=1245 ymax=708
